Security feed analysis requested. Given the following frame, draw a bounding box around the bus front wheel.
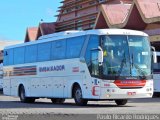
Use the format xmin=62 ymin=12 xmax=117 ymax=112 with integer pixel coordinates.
xmin=19 ymin=85 xmax=35 ymax=103
xmin=73 ymin=86 xmax=88 ymax=106
xmin=115 ymin=99 xmax=128 ymax=106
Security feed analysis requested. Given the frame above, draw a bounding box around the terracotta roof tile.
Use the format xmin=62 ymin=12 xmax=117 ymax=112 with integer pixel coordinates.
xmin=36 ymin=22 xmax=56 ymax=39
xmin=95 ymin=0 xmax=160 ymax=29
xmin=25 ymin=27 xmax=38 ymax=42
xmin=135 ymin=0 xmax=160 ymax=23
xmin=101 ymin=4 xmax=131 ymax=25
xmin=40 ymin=22 xmax=55 ymax=35
xmin=95 ymin=3 xmax=131 ymax=28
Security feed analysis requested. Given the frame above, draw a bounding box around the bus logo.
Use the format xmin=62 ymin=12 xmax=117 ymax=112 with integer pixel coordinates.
xmin=39 ymin=65 xmax=65 ymax=72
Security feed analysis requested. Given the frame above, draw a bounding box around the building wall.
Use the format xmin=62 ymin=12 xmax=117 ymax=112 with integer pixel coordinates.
xmin=56 ymin=0 xmax=100 ymax=31
xmin=144 ymin=24 xmax=160 ymax=42
xmin=149 ymin=35 xmax=160 ymax=42
xmin=145 ymin=24 xmax=160 ymax=30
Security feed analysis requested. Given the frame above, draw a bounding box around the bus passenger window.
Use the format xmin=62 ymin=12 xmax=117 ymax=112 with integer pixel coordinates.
xmin=51 ymin=40 xmax=66 ymax=60
xmin=37 ymin=42 xmax=51 ymax=62
xmin=66 ymin=36 xmax=85 ymax=58
xmin=14 ymin=47 xmax=25 ymax=64
xmin=25 ymin=45 xmax=37 ymax=63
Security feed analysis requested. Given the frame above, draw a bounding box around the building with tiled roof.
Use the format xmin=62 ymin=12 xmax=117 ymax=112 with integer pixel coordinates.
xmin=24 ymin=0 xmax=160 ymax=51
xmin=24 ymin=27 xmax=38 ymax=42
xmin=95 ymin=0 xmax=160 ymax=30
xmin=36 ymin=22 xmax=56 ymax=40
xmin=56 ymin=0 xmax=160 ymax=50
xmin=24 ymin=22 xmax=56 ymax=42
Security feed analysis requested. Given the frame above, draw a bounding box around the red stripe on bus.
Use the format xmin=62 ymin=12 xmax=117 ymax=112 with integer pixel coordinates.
xmin=114 ymin=80 xmax=146 ymax=88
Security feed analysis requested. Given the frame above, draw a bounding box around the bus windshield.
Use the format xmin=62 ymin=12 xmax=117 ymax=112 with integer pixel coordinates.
xmin=101 ymin=35 xmax=151 ymax=77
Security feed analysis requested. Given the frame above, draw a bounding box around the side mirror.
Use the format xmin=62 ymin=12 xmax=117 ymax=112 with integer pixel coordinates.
xmin=91 ymin=46 xmax=104 ymax=66
xmin=98 ymin=46 xmax=103 ymax=65
xmin=152 ymin=52 xmax=157 ymax=63
xmin=151 ymin=46 xmax=157 ymax=63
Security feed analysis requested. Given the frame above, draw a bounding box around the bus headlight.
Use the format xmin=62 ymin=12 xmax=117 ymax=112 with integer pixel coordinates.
xmin=146 ymin=88 xmax=152 ymax=92
xmin=146 ymin=88 xmax=150 ymax=92
xmin=106 ymin=94 xmax=111 ymax=98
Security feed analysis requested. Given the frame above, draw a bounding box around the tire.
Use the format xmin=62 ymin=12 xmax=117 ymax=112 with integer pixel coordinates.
xmin=73 ymin=86 xmax=88 ymax=106
xmin=51 ymin=98 xmax=65 ymax=104
xmin=153 ymin=92 xmax=160 ymax=98
xmin=115 ymin=99 xmax=128 ymax=106
xmin=19 ymin=86 xmax=35 ymax=103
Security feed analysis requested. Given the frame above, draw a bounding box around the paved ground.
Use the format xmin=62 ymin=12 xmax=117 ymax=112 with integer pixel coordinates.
xmin=0 ymin=92 xmax=160 ymax=115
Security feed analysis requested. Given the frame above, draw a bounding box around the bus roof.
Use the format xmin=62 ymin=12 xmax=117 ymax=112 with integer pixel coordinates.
xmin=4 ymin=29 xmax=148 ymax=49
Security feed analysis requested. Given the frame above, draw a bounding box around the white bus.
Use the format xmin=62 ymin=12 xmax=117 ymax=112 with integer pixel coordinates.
xmin=152 ymin=51 xmax=160 ymax=97
xmin=0 ymin=63 xmax=3 ymax=90
xmin=3 ymin=29 xmax=154 ymax=106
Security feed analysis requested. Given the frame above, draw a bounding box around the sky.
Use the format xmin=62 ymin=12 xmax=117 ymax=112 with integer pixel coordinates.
xmin=0 ymin=0 xmax=61 ymax=41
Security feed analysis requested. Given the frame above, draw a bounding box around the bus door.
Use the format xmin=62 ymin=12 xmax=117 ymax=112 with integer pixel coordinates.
xmin=86 ymin=50 xmax=101 ymax=97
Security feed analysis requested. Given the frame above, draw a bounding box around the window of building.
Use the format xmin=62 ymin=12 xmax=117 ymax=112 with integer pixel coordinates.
xmin=90 ymin=23 xmax=95 ymax=28
xmin=66 ymin=8 xmax=72 ymax=13
xmin=75 ymin=5 xmax=82 ymax=10
xmin=76 ymin=20 xmax=83 ymax=30
xmin=89 ymin=1 xmax=96 ymax=5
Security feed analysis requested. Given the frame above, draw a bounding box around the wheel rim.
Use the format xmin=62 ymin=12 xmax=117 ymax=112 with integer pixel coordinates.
xmin=75 ymin=89 xmax=82 ymax=102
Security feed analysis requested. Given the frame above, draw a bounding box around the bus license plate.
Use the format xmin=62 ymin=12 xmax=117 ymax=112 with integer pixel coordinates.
xmin=127 ymin=92 xmax=136 ymax=96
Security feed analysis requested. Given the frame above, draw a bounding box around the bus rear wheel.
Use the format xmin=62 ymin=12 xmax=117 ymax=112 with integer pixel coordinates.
xmin=51 ymin=98 xmax=65 ymax=104
xmin=19 ymin=85 xmax=35 ymax=103
xmin=73 ymin=86 xmax=88 ymax=106
xmin=115 ymin=99 xmax=128 ymax=106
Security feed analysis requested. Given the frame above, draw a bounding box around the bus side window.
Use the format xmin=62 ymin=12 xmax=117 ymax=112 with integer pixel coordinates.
xmin=4 ymin=50 xmax=14 ymax=66
xmin=25 ymin=45 xmax=37 ymax=63
xmin=14 ymin=47 xmax=25 ymax=65
xmin=37 ymin=42 xmax=51 ymax=62
xmin=85 ymin=35 xmax=99 ymax=74
xmin=66 ymin=36 xmax=85 ymax=58
xmin=51 ymin=40 xmax=66 ymax=60
xmin=3 ymin=50 xmax=8 ymax=66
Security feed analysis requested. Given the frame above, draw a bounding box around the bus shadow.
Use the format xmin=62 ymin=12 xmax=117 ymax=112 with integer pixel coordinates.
xmin=0 ymin=91 xmax=3 ymax=95
xmin=128 ymin=98 xmax=160 ymax=103
xmin=0 ymin=101 xmax=134 ymax=109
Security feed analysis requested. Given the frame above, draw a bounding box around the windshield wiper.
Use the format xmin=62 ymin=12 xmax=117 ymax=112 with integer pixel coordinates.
xmin=133 ymin=64 xmax=146 ymax=77
xmin=118 ymin=53 xmax=126 ymax=76
xmin=131 ymin=54 xmax=146 ymax=78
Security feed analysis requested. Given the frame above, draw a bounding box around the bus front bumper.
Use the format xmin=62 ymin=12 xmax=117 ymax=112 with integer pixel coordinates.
xmin=99 ymin=87 xmax=153 ymax=99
